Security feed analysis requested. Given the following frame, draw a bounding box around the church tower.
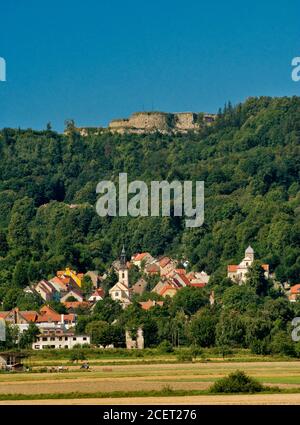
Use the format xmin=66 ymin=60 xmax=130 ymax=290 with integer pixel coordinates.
xmin=245 ymin=245 xmax=254 ymax=263
xmin=119 ymin=245 xmax=129 ymax=287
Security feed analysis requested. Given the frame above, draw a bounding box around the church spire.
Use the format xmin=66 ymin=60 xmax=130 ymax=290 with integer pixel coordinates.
xmin=120 ymin=244 xmax=127 ymax=269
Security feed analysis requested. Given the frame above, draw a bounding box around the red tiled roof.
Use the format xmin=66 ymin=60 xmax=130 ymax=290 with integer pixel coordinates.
xmin=190 ymin=283 xmax=206 ymax=288
xmin=63 ymin=301 xmax=89 ymax=310
xmin=228 ymin=265 xmax=238 ymax=272
xmin=146 ymin=263 xmax=160 ymax=273
xmin=175 ymin=269 xmax=186 ymax=274
xmin=37 ymin=305 xmax=61 ymax=322
xmin=159 ymin=257 xmax=171 ymax=268
xmin=50 ymin=276 xmax=70 ymax=288
xmin=133 ymin=252 xmax=149 ymax=261
xmin=159 ymin=284 xmax=178 ymax=296
xmin=139 ymin=300 xmax=164 ymax=310
xmin=90 ymin=288 xmax=104 ymax=298
xmin=20 ymin=311 xmax=39 ymax=322
xmin=174 ymin=273 xmax=191 ymax=287
xmin=290 ymin=284 xmax=300 ymax=294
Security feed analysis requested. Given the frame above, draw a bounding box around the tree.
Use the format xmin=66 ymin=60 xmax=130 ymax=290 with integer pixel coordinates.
xmin=93 ymin=297 xmax=122 ymax=323
xmin=171 ymin=287 xmax=209 ymax=316
xmin=270 ymin=330 xmax=296 ymax=357
xmin=246 ymin=261 xmax=270 ymax=296
xmin=0 ymin=324 xmax=19 ymax=349
xmin=2 ymin=288 xmax=22 ymax=310
xmin=0 ymin=231 xmax=8 ymax=257
xmin=216 ymin=310 xmax=246 ymax=349
xmin=7 ymin=197 xmax=35 ymax=252
xmin=189 ymin=307 xmax=217 ymax=347
xmin=19 ymin=323 xmax=39 ymax=348
xmin=85 ymin=320 xmax=111 ymax=345
xmin=222 ymin=285 xmax=260 ymax=312
xmin=48 ymin=301 xmax=67 ymax=314
xmin=12 ymin=260 xmax=29 ymax=287
xmin=81 ymin=275 xmax=93 ymax=298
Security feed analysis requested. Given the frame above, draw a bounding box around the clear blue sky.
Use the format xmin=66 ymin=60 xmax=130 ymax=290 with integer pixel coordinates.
xmin=0 ymin=0 xmax=299 ymax=131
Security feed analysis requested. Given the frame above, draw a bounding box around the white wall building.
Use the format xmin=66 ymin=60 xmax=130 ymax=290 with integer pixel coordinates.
xmin=32 ymin=329 xmax=90 ymax=350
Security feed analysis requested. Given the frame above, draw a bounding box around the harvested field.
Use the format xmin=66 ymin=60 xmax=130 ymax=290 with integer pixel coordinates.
xmin=0 ymin=360 xmax=300 ymax=401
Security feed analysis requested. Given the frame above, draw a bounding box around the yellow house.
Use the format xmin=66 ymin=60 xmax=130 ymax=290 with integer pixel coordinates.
xmin=57 ymin=268 xmax=84 ymax=287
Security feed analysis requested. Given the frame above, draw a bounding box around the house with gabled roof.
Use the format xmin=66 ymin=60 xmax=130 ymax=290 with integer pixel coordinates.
xmin=35 ymin=279 xmax=60 ymax=302
xmin=37 ymin=305 xmax=76 ymax=329
xmin=131 ymin=278 xmax=148 ymax=295
xmin=57 ymin=268 xmax=84 ymax=288
xmin=159 ymin=283 xmax=179 ymax=298
xmin=60 ymin=288 xmax=84 ymax=303
xmin=0 ymin=305 xmax=76 ymax=333
xmin=151 ymin=280 xmax=165 ymax=295
xmin=131 ymin=252 xmax=154 ymax=269
xmin=158 ymin=256 xmax=178 ymax=277
xmin=289 ymin=284 xmax=300 ymax=302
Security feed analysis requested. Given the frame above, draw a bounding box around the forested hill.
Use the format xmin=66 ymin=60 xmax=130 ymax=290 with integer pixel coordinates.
xmin=0 ymin=96 xmax=299 ymax=288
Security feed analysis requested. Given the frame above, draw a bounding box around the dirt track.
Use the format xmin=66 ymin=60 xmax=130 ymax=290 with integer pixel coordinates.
xmin=1 ymin=393 xmax=300 ymax=405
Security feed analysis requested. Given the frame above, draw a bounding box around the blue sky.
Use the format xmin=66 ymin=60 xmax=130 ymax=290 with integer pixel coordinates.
xmin=0 ymin=0 xmax=299 ymax=131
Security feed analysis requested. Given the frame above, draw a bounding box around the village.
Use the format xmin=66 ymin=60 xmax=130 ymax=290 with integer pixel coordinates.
xmin=0 ymin=244 xmax=298 ymax=357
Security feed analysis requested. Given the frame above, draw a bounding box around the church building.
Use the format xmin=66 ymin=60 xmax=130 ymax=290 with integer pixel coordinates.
xmin=227 ymin=246 xmax=269 ymax=284
xmin=109 ymin=246 xmax=131 ymax=308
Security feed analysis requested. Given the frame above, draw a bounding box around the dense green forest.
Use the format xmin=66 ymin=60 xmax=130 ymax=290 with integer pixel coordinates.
xmin=0 ymin=96 xmax=299 ymax=291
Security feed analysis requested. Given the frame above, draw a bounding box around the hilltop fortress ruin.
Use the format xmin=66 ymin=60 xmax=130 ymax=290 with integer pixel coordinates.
xmin=108 ymin=111 xmax=216 ymax=134
xmin=75 ymin=111 xmax=216 ymax=136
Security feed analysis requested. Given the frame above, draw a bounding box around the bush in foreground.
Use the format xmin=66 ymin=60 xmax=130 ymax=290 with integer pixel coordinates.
xmin=209 ymin=370 xmax=264 ymax=393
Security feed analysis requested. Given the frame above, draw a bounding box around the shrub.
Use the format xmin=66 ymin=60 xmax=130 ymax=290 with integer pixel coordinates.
xmin=209 ymin=370 xmax=264 ymax=393
xmin=70 ymin=350 xmax=87 ymax=363
xmin=250 ymin=338 xmax=271 ymax=355
xmin=158 ymin=340 xmax=174 ymax=354
xmin=177 ymin=351 xmax=193 ymax=362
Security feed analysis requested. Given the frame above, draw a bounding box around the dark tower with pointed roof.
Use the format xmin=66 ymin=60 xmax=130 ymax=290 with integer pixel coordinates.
xmin=118 ymin=245 xmax=129 ymax=288
xmin=120 ymin=244 xmax=127 ymax=269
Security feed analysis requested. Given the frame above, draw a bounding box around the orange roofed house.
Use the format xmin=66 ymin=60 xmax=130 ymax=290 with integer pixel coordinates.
xmin=0 ymin=305 xmax=76 ymax=334
xmin=227 ymin=246 xmax=269 ymax=285
xmin=131 ymin=252 xmax=154 ymax=269
xmin=289 ymin=284 xmax=300 ymax=302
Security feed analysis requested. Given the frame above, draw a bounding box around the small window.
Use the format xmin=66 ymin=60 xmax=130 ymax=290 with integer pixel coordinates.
xmin=73 ymin=337 xmax=77 ymax=341
xmin=83 ymin=337 xmax=87 ymax=341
